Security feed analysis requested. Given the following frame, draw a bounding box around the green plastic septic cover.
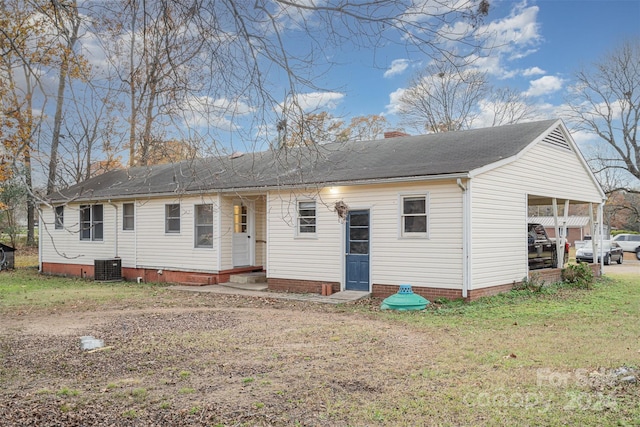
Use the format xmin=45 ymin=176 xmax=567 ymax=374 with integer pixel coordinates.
xmin=380 ymin=284 xmax=430 ymax=311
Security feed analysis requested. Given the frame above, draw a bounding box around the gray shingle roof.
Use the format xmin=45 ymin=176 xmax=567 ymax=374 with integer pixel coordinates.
xmin=51 ymin=119 xmax=559 ymax=202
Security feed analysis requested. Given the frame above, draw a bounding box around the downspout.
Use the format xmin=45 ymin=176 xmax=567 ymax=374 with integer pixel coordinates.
xmin=134 ymin=200 xmax=138 ymax=268
xmin=37 ymin=207 xmax=43 ymax=273
xmin=599 ymin=202 xmax=605 ymax=271
xmin=457 ymin=178 xmax=470 ymax=299
xmin=108 ymin=201 xmax=118 ymax=258
xmin=216 ymin=193 xmax=222 ymax=272
xmin=552 ymin=198 xmax=560 ymax=267
xmin=265 ymin=192 xmax=270 ymax=283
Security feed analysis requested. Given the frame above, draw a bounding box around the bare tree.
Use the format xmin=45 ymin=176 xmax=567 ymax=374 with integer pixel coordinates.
xmin=398 ymin=61 xmax=489 ymax=133
xmin=0 ymin=0 xmax=53 ymax=245
xmin=97 ymin=0 xmax=208 ymax=167
xmin=58 ymin=88 xmax=122 ymax=185
xmin=566 ymin=38 xmax=640 ymax=190
xmin=343 ymin=115 xmax=390 ymax=141
xmin=44 ymin=0 xmax=85 ymax=195
xmin=279 ymin=113 xmax=392 ymax=147
xmin=94 ymin=0 xmax=491 ymax=162
xmin=484 ymin=87 xmax=536 ymax=127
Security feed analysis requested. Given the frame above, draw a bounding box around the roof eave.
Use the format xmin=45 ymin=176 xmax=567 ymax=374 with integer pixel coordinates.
xmin=42 ymin=172 xmax=472 ymax=204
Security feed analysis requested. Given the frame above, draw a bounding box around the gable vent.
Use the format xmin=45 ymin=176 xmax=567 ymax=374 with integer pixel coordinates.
xmin=542 ymin=126 xmax=572 ymax=151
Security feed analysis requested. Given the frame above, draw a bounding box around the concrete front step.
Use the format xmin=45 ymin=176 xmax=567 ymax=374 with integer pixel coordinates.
xmin=221 ymin=282 xmax=268 ymax=291
xmin=229 ymin=271 xmax=266 ymax=284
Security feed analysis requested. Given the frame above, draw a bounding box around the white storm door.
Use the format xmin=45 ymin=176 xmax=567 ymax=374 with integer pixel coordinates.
xmin=232 ymin=200 xmax=254 ymax=267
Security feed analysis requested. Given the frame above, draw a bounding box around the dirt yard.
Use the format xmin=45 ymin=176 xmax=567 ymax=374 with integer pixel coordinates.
xmin=1 ymin=277 xmax=639 ymax=426
xmin=1 ymin=292 xmax=449 ymax=426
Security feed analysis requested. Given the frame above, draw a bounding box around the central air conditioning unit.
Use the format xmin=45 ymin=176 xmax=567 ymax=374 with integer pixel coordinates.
xmin=94 ymin=258 xmax=122 ymax=282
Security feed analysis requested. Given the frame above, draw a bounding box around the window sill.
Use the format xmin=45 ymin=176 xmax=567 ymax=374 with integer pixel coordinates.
xmin=295 ymin=234 xmax=318 ymax=240
xmin=399 ymin=234 xmax=429 ymax=239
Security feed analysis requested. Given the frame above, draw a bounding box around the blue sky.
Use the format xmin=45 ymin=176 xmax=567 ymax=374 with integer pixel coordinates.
xmin=298 ymin=0 xmax=640 ymax=144
xmin=22 ymin=0 xmax=640 ymax=166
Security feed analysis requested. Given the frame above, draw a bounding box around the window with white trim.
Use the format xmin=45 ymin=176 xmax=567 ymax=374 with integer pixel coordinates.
xmin=79 ymin=205 xmax=103 ymax=241
xmin=54 ymin=206 xmax=64 ymax=229
xmin=401 ymin=195 xmax=428 ymax=237
xmin=165 ymin=204 xmax=181 ymax=233
xmin=195 ymin=204 xmax=214 ymax=248
xmin=123 ymin=203 xmax=134 ymax=230
xmin=297 ymin=200 xmax=316 ymax=235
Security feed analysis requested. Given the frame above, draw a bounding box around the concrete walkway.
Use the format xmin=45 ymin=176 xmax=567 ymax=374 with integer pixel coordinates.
xmin=169 ymin=282 xmax=371 ymax=305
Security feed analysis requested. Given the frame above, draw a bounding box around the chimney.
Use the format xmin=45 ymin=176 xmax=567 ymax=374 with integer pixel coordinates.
xmin=384 ymin=131 xmax=410 ymax=139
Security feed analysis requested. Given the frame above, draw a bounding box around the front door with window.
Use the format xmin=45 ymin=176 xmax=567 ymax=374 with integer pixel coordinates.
xmin=232 ymin=200 xmax=254 ymax=267
xmin=345 ymin=210 xmax=370 ymax=291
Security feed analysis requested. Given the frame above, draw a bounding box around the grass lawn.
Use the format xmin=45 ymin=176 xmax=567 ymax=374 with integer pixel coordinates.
xmin=0 ymin=263 xmax=638 ymax=425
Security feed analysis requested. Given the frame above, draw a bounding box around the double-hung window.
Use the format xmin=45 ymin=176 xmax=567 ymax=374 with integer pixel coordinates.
xmin=54 ymin=206 xmax=64 ymax=229
xmin=297 ymin=200 xmax=316 ymax=235
xmin=195 ymin=204 xmax=214 ymax=248
xmin=165 ymin=204 xmax=181 ymax=233
xmin=123 ymin=203 xmax=134 ymax=230
xmin=79 ymin=205 xmax=103 ymax=241
xmin=400 ymin=195 xmax=428 ymax=237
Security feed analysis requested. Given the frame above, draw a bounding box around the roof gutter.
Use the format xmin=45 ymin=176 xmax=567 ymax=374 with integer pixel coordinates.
xmin=47 ymin=173 xmax=472 ymax=204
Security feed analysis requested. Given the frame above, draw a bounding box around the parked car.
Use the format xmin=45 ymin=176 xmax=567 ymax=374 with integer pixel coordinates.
xmin=611 ymin=234 xmax=640 ymax=252
xmin=575 ymin=241 xmax=624 ymax=265
xmin=528 ymin=223 xmax=569 ymax=269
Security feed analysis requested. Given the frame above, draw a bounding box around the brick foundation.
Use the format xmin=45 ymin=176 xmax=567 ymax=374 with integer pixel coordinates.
xmin=372 ymin=284 xmax=464 ymax=301
xmin=466 ymin=283 xmax=515 ymax=300
xmin=41 ymin=262 xmax=262 ymax=285
xmin=268 ymin=278 xmax=340 ymax=295
xmin=529 ymin=263 xmax=601 ymax=284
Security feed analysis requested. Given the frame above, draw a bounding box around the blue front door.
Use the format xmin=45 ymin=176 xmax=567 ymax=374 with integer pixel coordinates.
xmin=345 ymin=210 xmax=370 ymax=291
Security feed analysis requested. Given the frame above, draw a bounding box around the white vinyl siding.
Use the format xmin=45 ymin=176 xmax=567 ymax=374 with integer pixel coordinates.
xmin=40 ymin=196 xmax=221 ymax=273
xmin=40 ymin=204 xmax=114 ymax=263
xmin=218 ymin=196 xmax=234 ymax=270
xmin=470 ymin=139 xmax=605 ymax=290
xmin=136 ymin=198 xmax=219 ymax=272
xmin=268 ymin=181 xmax=463 ymax=290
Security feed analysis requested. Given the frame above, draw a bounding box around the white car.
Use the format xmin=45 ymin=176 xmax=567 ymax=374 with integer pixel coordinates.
xmin=611 ymin=234 xmax=640 ymax=252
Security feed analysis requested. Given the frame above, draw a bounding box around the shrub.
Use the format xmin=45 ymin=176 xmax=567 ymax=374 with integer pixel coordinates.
xmin=514 ymin=273 xmax=545 ymax=292
xmin=561 ymin=263 xmax=594 ymax=289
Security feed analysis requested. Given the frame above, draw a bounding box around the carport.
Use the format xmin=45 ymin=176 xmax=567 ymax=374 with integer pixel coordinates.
xmin=527 ymin=194 xmax=605 ymax=274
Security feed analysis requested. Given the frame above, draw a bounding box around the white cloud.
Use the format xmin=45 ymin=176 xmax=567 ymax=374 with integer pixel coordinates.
xmin=385 ymin=88 xmax=406 ymax=115
xmin=524 ymin=75 xmax=564 ymax=97
xmin=522 ymin=66 xmax=545 ymax=76
xmin=462 ymin=3 xmax=543 ymax=78
xmin=384 ymin=59 xmax=410 ymax=78
xmin=482 ymin=4 xmax=541 ymax=52
xmin=180 ymin=95 xmax=253 ymax=129
xmin=282 ymin=91 xmax=344 ymax=112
